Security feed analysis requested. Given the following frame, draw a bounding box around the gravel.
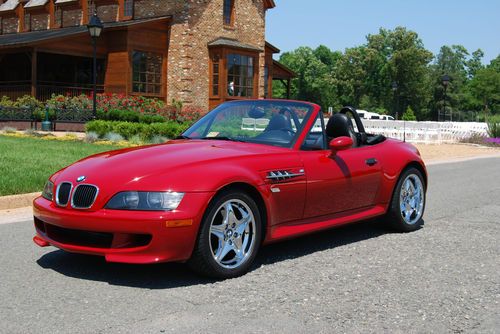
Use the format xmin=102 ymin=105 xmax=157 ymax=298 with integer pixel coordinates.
xmin=0 ymin=157 xmax=499 ymax=333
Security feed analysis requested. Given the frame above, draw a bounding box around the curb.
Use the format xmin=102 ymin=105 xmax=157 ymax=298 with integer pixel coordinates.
xmin=0 ymin=192 xmax=40 ymax=211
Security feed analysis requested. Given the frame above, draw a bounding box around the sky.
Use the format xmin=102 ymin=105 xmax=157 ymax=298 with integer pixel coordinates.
xmin=266 ymin=0 xmax=500 ymax=64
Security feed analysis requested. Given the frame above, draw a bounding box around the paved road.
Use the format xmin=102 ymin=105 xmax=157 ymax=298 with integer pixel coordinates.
xmin=1 ymin=158 xmax=499 ymax=333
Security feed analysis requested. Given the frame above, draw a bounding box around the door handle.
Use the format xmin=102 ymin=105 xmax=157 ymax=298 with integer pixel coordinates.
xmin=366 ymin=158 xmax=378 ymax=166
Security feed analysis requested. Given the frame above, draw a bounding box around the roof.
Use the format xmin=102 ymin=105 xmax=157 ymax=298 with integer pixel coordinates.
xmin=0 ymin=16 xmax=171 ymax=49
xmin=273 ymin=60 xmax=296 ymax=79
xmin=25 ymin=0 xmax=49 ymax=8
xmin=0 ymin=0 xmax=19 ymax=12
xmin=265 ymin=41 xmax=280 ymax=54
xmin=264 ymin=0 xmax=276 ymax=9
xmin=208 ymin=37 xmax=263 ymax=52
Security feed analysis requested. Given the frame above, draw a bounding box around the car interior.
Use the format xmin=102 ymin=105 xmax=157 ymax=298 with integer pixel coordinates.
xmin=302 ymin=106 xmax=386 ymax=151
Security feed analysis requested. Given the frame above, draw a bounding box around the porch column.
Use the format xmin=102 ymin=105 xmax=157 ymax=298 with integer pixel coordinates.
xmin=31 ymin=49 xmax=37 ymax=97
xmin=286 ymin=79 xmax=291 ymax=99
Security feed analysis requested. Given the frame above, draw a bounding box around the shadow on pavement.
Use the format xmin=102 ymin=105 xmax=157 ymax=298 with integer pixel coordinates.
xmin=37 ymin=219 xmax=401 ymax=288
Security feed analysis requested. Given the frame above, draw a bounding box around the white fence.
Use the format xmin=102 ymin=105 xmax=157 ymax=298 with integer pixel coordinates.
xmin=240 ymin=117 xmax=488 ymax=144
xmin=361 ymin=120 xmax=488 ymax=144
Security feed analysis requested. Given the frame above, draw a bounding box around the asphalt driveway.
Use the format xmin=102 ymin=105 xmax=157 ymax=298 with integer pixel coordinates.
xmin=0 ymin=157 xmax=499 ymax=333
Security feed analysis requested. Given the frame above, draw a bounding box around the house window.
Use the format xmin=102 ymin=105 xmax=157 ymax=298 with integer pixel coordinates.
xmin=227 ymin=53 xmax=254 ymax=97
xmin=124 ymin=0 xmax=134 ymax=18
xmin=132 ymin=51 xmax=163 ymax=95
xmin=223 ymin=0 xmax=234 ymax=26
xmin=211 ymin=54 xmax=220 ymax=96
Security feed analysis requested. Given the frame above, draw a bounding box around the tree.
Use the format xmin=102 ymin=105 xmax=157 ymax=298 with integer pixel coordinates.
xmin=402 ymin=106 xmax=417 ymax=121
xmin=276 ymin=46 xmax=342 ymax=111
xmin=467 ymin=49 xmax=485 ymax=78
xmin=468 ymin=62 xmax=500 ymax=117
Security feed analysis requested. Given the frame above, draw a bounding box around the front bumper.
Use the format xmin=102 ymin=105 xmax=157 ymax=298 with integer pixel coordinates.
xmin=32 ymin=192 xmax=214 ymax=264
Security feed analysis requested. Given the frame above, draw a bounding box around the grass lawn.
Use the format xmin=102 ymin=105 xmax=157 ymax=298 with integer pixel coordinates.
xmin=0 ymin=135 xmax=121 ymax=196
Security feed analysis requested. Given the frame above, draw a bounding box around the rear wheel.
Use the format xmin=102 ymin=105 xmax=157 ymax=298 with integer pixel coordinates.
xmin=385 ymin=167 xmax=426 ymax=232
xmin=188 ymin=190 xmax=261 ymax=278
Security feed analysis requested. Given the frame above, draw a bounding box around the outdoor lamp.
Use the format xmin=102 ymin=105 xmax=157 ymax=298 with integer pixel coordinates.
xmin=391 ymin=81 xmax=398 ymax=91
xmin=441 ymin=74 xmax=450 ymax=87
xmin=87 ymin=12 xmax=104 ymax=119
xmin=87 ymin=13 xmax=103 ymax=38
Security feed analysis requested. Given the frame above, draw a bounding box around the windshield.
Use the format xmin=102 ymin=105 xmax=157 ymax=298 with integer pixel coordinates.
xmin=182 ymin=100 xmax=314 ymax=148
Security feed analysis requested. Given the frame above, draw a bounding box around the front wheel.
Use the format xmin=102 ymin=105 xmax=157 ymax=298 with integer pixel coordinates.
xmin=385 ymin=167 xmax=426 ymax=232
xmin=188 ymin=191 xmax=261 ymax=279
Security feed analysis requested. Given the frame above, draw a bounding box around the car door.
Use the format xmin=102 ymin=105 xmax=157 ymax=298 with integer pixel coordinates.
xmin=300 ymin=147 xmax=383 ymax=219
xmin=299 ymin=125 xmax=384 ymax=219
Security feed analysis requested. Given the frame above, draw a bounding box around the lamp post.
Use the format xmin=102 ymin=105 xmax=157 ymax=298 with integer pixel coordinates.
xmin=392 ymin=81 xmax=398 ymax=120
xmin=87 ymin=12 xmax=103 ymax=119
xmin=441 ymin=74 xmax=450 ymax=122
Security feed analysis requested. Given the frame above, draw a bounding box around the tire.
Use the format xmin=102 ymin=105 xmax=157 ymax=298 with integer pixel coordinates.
xmin=188 ymin=190 xmax=262 ymax=279
xmin=385 ymin=167 xmax=426 ymax=232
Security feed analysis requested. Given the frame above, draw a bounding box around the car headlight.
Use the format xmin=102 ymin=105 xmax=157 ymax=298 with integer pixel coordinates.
xmin=105 ymin=191 xmax=185 ymax=211
xmin=42 ymin=180 xmax=54 ymax=201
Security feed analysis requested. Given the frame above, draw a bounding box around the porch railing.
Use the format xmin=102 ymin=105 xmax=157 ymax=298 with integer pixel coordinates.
xmin=0 ymin=81 xmax=104 ymax=101
xmin=36 ymin=81 xmax=104 ymax=101
xmin=0 ymin=81 xmax=32 ymax=100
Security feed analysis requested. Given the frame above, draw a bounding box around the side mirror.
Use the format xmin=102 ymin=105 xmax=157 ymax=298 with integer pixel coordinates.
xmin=329 ymin=136 xmax=353 ymax=154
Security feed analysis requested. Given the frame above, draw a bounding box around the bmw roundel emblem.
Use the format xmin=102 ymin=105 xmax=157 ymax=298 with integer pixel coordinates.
xmin=77 ymin=176 xmax=86 ymax=183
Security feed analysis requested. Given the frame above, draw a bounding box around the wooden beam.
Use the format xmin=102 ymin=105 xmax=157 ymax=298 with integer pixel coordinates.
xmin=16 ymin=3 xmax=25 ymax=33
xmin=31 ymin=48 xmax=37 ymax=97
xmin=81 ymin=0 xmax=89 ymax=25
xmin=48 ymin=0 xmax=56 ymax=28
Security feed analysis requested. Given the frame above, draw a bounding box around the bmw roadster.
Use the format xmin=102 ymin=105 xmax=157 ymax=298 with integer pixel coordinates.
xmin=33 ymin=100 xmax=427 ymax=278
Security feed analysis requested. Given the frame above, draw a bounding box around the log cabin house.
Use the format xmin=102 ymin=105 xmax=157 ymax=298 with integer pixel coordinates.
xmin=0 ymin=0 xmax=294 ymax=111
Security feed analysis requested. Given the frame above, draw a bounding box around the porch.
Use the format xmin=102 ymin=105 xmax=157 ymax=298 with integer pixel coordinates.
xmin=0 ymin=51 xmax=105 ymax=101
xmin=0 ymin=16 xmax=170 ymax=101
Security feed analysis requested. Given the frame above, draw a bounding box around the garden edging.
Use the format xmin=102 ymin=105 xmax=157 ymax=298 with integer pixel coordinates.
xmin=0 ymin=192 xmax=40 ymax=210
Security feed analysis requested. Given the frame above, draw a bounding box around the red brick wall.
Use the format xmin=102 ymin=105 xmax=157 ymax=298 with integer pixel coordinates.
xmin=31 ymin=13 xmax=49 ymax=31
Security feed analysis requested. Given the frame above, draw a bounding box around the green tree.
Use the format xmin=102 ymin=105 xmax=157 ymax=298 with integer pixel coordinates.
xmin=402 ymin=106 xmax=417 ymax=121
xmin=468 ymin=61 xmax=500 ymax=117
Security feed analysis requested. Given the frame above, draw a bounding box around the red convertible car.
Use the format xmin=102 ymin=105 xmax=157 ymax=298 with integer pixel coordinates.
xmin=33 ymin=100 xmax=427 ymax=278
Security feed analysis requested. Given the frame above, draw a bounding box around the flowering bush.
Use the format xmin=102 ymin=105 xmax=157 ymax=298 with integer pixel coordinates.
xmin=1 ymin=94 xmax=204 ymax=124
xmin=160 ymin=104 xmax=203 ymax=123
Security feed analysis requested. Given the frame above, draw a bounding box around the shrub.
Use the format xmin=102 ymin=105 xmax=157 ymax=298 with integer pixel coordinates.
xmin=85 ymin=120 xmax=115 ymax=137
xmin=84 ymin=132 xmax=99 ymax=143
xmin=128 ymin=135 xmax=143 ymax=145
xmin=149 ymin=135 xmax=167 ymax=144
xmin=0 ymin=96 xmax=15 ymax=108
xmin=161 ymin=104 xmax=203 ymax=123
xmin=486 ymin=115 xmax=500 ymax=138
xmin=402 ymin=106 xmax=417 ymax=121
xmin=104 ymin=132 xmax=125 ymax=142
xmin=85 ymin=120 xmax=189 ymax=140
xmin=1 ymin=126 xmax=17 ymax=133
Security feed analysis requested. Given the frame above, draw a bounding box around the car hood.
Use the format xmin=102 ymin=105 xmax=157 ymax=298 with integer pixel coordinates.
xmin=53 ymin=139 xmax=296 ymax=194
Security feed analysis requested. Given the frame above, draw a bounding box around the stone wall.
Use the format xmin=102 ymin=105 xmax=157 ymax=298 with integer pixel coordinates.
xmin=166 ymin=0 xmax=266 ymax=110
xmin=31 ymin=13 xmax=49 ymax=31
xmin=96 ymin=4 xmax=119 ymax=23
xmin=62 ymin=8 xmax=82 ymax=27
xmin=1 ymin=16 xmax=18 ymax=34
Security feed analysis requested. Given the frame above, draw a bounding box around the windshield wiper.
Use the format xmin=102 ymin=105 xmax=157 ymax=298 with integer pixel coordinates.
xmin=200 ymin=136 xmax=244 ymax=142
xmin=175 ymin=135 xmax=191 ymax=140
